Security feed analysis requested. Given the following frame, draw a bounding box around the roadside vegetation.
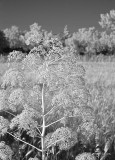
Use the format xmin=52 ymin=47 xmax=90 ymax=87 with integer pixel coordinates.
xmin=0 ymin=10 xmax=115 ymax=160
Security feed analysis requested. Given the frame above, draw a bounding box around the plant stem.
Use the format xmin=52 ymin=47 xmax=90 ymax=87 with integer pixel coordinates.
xmin=41 ymin=83 xmax=46 ymax=160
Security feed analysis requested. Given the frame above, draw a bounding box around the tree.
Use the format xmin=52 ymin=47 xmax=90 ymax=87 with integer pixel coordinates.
xmin=0 ymin=42 xmax=90 ymax=160
xmin=60 ymin=25 xmax=71 ymax=47
xmin=3 ymin=26 xmax=27 ymax=51
xmin=24 ymin=23 xmax=44 ymax=47
xmin=67 ymin=27 xmax=99 ymax=56
xmin=0 ymin=30 xmax=9 ymax=55
xmin=99 ymin=10 xmax=115 ymax=31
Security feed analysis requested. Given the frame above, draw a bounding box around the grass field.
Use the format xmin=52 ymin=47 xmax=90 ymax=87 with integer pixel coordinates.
xmin=0 ymin=60 xmax=115 ymax=159
xmin=0 ymin=63 xmax=9 ymax=76
xmin=78 ymin=62 xmax=115 ymax=85
xmin=0 ymin=61 xmax=115 ymax=86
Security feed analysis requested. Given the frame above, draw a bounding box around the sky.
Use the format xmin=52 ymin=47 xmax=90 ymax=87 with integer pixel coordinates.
xmin=0 ymin=0 xmax=115 ymax=34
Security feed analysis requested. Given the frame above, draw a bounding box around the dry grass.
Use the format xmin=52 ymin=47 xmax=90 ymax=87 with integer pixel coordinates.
xmin=0 ymin=61 xmax=115 ymax=86
xmin=0 ymin=63 xmax=9 ymax=76
xmin=78 ymin=62 xmax=115 ymax=85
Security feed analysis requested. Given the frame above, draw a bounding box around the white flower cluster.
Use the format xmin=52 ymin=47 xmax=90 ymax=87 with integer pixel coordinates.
xmin=75 ymin=152 xmax=95 ymax=160
xmin=10 ymin=106 xmax=40 ymax=137
xmin=0 ymin=116 xmax=9 ymax=135
xmin=45 ymin=127 xmax=76 ymax=150
xmin=8 ymin=88 xmax=24 ymax=106
xmin=1 ymin=68 xmax=24 ymax=88
xmin=8 ymin=50 xmax=25 ymax=63
xmin=0 ymin=141 xmax=13 ymax=160
xmin=0 ymin=90 xmax=6 ymax=111
xmin=22 ymin=53 xmax=43 ymax=71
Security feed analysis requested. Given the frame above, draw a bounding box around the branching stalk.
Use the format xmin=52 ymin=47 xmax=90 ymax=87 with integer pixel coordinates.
xmin=46 ymin=117 xmax=65 ymax=128
xmin=36 ymin=126 xmax=42 ymax=135
xmin=7 ymin=131 xmax=42 ymax=152
xmin=46 ymin=138 xmax=64 ymax=149
xmin=41 ymin=83 xmax=46 ymax=160
xmin=4 ymin=110 xmax=16 ymax=117
xmin=44 ymin=105 xmax=58 ymax=117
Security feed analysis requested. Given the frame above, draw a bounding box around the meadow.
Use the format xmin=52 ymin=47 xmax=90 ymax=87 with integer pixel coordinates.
xmin=1 ymin=60 xmax=115 ymax=85
xmin=0 ymin=55 xmax=115 ymax=160
xmin=82 ymin=62 xmax=115 ymax=85
xmin=1 ymin=10 xmax=115 ymax=159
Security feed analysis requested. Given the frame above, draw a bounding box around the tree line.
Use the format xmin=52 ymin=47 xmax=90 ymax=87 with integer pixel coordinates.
xmin=1 ymin=10 xmax=115 ymax=57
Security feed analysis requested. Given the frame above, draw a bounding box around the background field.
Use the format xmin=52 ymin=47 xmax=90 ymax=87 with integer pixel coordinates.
xmin=81 ymin=62 xmax=115 ymax=85
xmin=1 ymin=62 xmax=115 ymax=85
